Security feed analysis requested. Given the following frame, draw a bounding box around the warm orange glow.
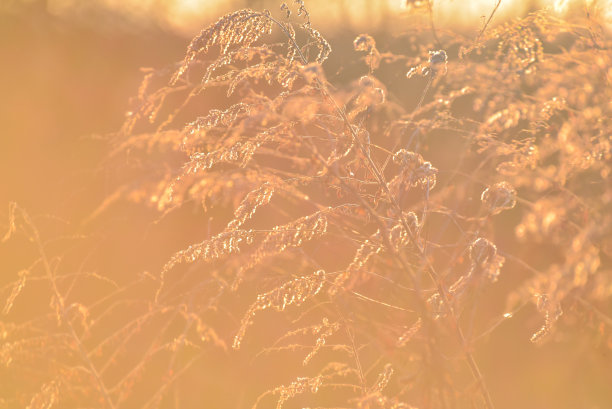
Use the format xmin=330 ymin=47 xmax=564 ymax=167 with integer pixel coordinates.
xmin=1 ymin=1 xmax=611 ymax=408
xmin=36 ymin=0 xmax=612 ymax=35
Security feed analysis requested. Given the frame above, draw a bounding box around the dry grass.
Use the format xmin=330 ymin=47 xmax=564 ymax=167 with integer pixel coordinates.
xmin=1 ymin=1 xmax=611 ymax=408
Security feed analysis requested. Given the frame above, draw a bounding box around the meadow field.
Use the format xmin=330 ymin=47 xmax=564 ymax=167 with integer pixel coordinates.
xmin=1 ymin=1 xmax=611 ymax=408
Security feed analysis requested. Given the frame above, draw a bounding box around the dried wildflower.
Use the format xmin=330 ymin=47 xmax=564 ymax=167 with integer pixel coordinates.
xmin=280 ymin=2 xmax=290 ymax=18
xmin=392 ymin=149 xmax=422 ymax=168
xmin=389 ymin=212 xmax=420 ymax=250
xmin=355 ymin=38 xmax=381 ymax=72
xmin=470 ymin=238 xmax=497 ymax=267
xmin=300 ymin=23 xmax=331 ymax=64
xmin=428 ymin=49 xmax=448 ymax=75
xmin=429 ymin=49 xmax=447 ymax=66
xmin=407 ymin=49 xmax=448 ymax=78
xmin=469 ymin=238 xmax=505 ymax=282
xmin=11 ymin=3 xmax=612 ymax=408
xmin=413 ymin=161 xmax=438 ymax=189
xmin=353 ymin=34 xmax=376 ymax=52
xmin=388 ymin=150 xmax=438 ymax=194
xmin=300 ymin=62 xmax=325 ymax=85
xmin=294 ymin=0 xmax=310 ymax=21
xmin=357 ymin=75 xmax=386 ymax=104
xmin=481 ymin=182 xmax=517 ymax=215
xmin=530 ymin=294 xmax=563 ymax=343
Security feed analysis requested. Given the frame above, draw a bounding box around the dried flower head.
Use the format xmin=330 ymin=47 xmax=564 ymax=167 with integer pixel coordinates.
xmin=429 ymin=49 xmax=447 ymax=65
xmin=470 ymin=238 xmax=505 ymax=282
xmin=481 ymin=182 xmax=517 ymax=215
xmin=531 ymin=294 xmax=563 ymax=343
xmin=300 ymin=62 xmax=325 ymax=84
xmin=353 ymin=34 xmax=376 ymax=52
xmin=389 ymin=212 xmax=420 ymax=249
xmin=470 ymin=237 xmax=498 ymax=267
xmin=389 ymin=149 xmax=438 ymax=193
xmin=392 ymin=149 xmax=423 ymax=168
xmin=357 ymin=75 xmax=386 ymax=105
xmin=428 ymin=49 xmax=448 ymax=75
xmin=353 ymin=34 xmax=381 ymax=71
xmin=406 ymin=49 xmax=448 ymax=79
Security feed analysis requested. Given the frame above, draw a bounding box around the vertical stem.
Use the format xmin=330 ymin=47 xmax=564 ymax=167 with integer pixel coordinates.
xmin=260 ymin=11 xmax=495 ymax=408
xmin=476 ymin=0 xmax=502 ymax=43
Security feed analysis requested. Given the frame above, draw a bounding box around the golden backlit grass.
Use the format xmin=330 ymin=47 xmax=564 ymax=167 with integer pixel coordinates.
xmin=1 ymin=1 xmax=611 ymax=408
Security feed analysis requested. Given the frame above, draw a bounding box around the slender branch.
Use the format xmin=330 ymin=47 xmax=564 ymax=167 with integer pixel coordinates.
xmin=18 ymin=206 xmax=116 ymax=409
xmin=476 ymin=0 xmax=502 ymax=43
